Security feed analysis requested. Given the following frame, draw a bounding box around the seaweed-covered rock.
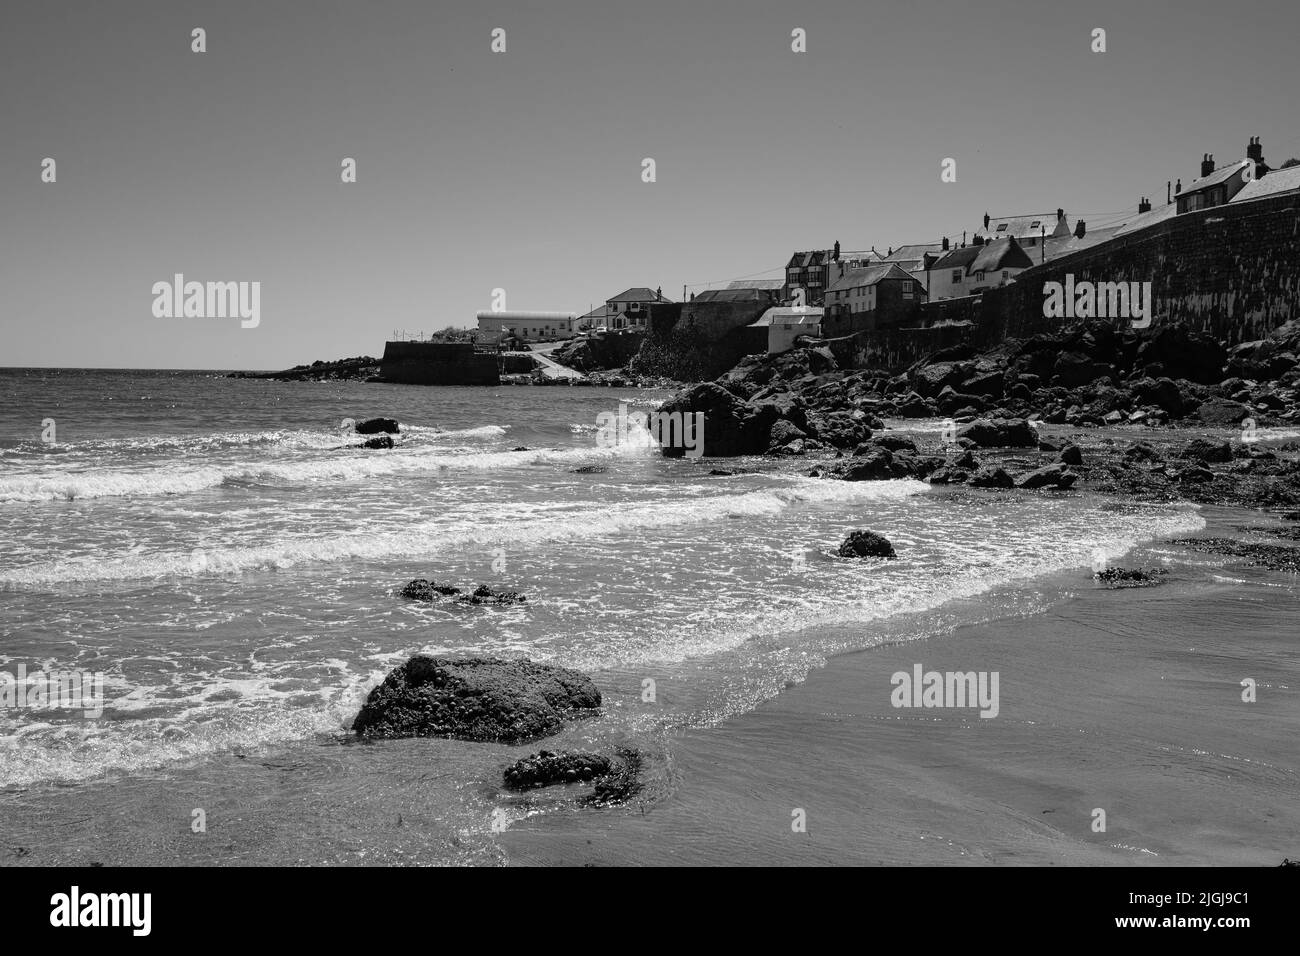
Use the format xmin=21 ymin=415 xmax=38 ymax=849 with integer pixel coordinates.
xmin=459 ymin=584 xmax=527 ymax=606
xmin=503 ymin=750 xmax=613 ymax=790
xmin=352 ymin=656 xmax=601 ymax=742
xmin=399 ymin=579 xmax=462 ymax=599
xmin=1094 ymin=567 xmax=1167 ymax=588
xmin=361 ymin=435 xmax=394 ymax=449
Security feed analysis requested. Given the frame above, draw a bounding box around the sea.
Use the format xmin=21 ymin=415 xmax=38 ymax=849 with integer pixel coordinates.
xmin=0 ymin=368 xmax=1211 ymax=865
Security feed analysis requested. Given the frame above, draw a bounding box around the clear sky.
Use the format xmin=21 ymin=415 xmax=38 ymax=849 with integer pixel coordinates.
xmin=2 ymin=0 xmax=1298 ymax=369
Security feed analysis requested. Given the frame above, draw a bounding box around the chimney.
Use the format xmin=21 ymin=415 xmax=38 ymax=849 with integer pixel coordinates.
xmin=1247 ymin=136 xmax=1263 ymax=163
xmin=1074 ymin=220 xmax=1086 ymax=239
xmin=941 ymin=236 xmax=950 ymax=251
xmin=1138 ymin=196 xmax=1152 ymax=213
xmin=1167 ymin=181 xmax=1172 ymax=204
xmin=1175 ymin=178 xmax=1182 ymax=195
xmin=1056 ymin=208 xmax=1064 ymax=222
xmin=983 ymin=212 xmax=990 ymax=230
xmin=833 ymin=240 xmax=841 ymax=261
xmin=1200 ymin=153 xmax=1215 ymax=177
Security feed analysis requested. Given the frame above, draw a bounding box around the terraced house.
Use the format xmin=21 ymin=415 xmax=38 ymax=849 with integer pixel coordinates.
xmin=822 ymin=262 xmax=922 ymax=336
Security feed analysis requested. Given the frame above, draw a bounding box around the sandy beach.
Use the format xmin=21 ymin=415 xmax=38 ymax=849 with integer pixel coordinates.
xmin=503 ymin=507 xmax=1300 ymax=866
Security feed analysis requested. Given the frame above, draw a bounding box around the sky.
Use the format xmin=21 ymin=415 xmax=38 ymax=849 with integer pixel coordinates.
xmin=2 ymin=0 xmax=1298 ymax=370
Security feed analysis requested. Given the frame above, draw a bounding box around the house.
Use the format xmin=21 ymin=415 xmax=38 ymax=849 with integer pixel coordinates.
xmin=1175 ymin=156 xmax=1252 ymax=213
xmin=975 ymin=210 xmax=1071 ymax=249
xmin=882 ymin=243 xmax=946 ymax=290
xmin=783 ymin=246 xmax=883 ymax=305
xmin=822 ymin=262 xmax=921 ymax=335
xmin=1231 ymin=161 xmax=1300 ymax=204
xmin=927 ymin=237 xmax=1034 ymax=300
xmin=475 ymin=311 xmax=578 ymax=344
xmin=602 ymin=287 xmax=671 ymax=331
xmin=750 ymin=306 xmax=824 ymax=354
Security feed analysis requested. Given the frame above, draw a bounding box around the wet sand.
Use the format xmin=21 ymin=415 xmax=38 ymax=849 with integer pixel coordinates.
xmin=503 ymin=539 xmax=1300 ymax=866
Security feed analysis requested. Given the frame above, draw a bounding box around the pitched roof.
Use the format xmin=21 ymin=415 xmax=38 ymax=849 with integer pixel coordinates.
xmin=1040 ymin=226 xmax=1122 ymax=262
xmin=930 ymin=246 xmax=982 ymax=272
xmin=969 ymin=237 xmax=1034 ymax=274
xmin=725 ymin=278 xmax=785 ymax=290
xmin=883 ymin=243 xmax=944 ymax=263
xmin=1179 ymin=162 xmax=1250 ymax=196
xmin=691 ymin=288 xmax=774 ymax=303
xmin=1112 ymin=203 xmax=1179 ymax=236
xmin=1231 ymin=164 xmax=1300 ymax=203
xmin=979 ymin=213 xmax=1068 ymax=241
xmin=825 ymin=262 xmax=915 ymax=293
xmin=607 ymin=287 xmax=666 ymax=303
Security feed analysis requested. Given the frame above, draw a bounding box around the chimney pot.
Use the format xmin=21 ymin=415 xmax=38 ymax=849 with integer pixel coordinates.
xmin=1138 ymin=196 xmax=1152 ymax=213
xmin=1074 ymin=220 xmax=1086 ymax=239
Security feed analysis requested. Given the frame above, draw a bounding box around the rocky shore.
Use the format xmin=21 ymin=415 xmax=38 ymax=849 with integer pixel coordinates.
xmin=656 ymin=318 xmax=1300 ymax=512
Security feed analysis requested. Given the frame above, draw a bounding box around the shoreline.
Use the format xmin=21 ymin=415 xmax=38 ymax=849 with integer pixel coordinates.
xmin=501 ymin=505 xmax=1300 ymax=866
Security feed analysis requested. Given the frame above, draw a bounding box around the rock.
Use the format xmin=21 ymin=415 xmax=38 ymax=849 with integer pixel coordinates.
xmin=1130 ymin=377 xmax=1189 ymax=416
xmin=656 ymin=382 xmax=777 ymax=457
xmin=1171 ymin=538 xmax=1300 ymax=573
xmin=841 ymin=449 xmax=895 ymax=481
xmin=837 ymin=530 xmax=897 ymax=558
xmin=1136 ymin=325 xmax=1227 ymax=385
xmin=399 ymin=579 xmax=462 ymax=599
xmin=362 ymin=435 xmax=394 ymax=449
xmin=458 ymin=584 xmax=527 ymax=606
xmin=1059 ymin=444 xmax=1084 ymax=466
xmin=502 ymin=750 xmax=613 ymax=790
xmin=1178 ymin=438 xmax=1233 ymax=463
xmin=968 ymin=466 xmax=1015 ymax=488
xmin=912 ymin=361 xmax=972 ymax=396
xmin=572 ymin=465 xmax=607 ymax=474
xmin=926 ymin=466 xmax=969 ymax=484
xmin=1094 ymin=567 xmax=1167 ymax=588
xmin=352 ymin=655 xmax=600 ymax=742
xmin=1196 ymin=397 xmax=1252 ymax=425
xmin=870 ymin=435 xmax=919 ymax=454
xmin=1124 ymin=442 xmax=1162 ymax=463
xmin=767 ymin=419 xmax=809 ymax=450
xmin=355 ymin=417 xmax=400 ymax=435
xmin=957 ymin=417 xmax=1038 ymax=448
xmin=1053 ymin=351 xmax=1112 ymax=387
xmin=1016 ymin=464 xmax=1078 ymax=490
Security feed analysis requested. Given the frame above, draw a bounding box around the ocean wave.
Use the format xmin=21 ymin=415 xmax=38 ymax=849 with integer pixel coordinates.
xmin=0 ymin=479 xmax=928 ymax=585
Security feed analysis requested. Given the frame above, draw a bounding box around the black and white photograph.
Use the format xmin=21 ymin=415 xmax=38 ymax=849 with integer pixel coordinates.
xmin=0 ymin=0 xmax=1296 ymax=922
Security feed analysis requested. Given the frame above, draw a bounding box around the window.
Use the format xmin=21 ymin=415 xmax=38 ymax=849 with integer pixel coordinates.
xmin=1030 ymin=220 xmax=1040 ymax=229
xmin=976 ymin=271 xmax=985 ymax=282
xmin=996 ymin=224 xmax=1008 ymax=232
xmin=951 ymin=270 xmax=962 ymax=283
xmin=902 ymin=281 xmax=913 ymax=292
xmin=1002 ymin=271 xmax=1008 ymax=282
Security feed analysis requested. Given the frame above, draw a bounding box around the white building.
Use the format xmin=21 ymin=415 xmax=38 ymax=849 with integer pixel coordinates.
xmin=751 ymin=306 xmax=824 ymax=354
xmin=475 ymin=311 xmax=577 ymax=344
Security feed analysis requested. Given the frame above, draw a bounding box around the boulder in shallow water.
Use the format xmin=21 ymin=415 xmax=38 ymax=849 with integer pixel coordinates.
xmin=458 ymin=584 xmax=527 ymax=606
xmin=361 ymin=435 xmax=394 ymax=449
xmin=1094 ymin=567 xmax=1167 ymax=588
xmin=399 ymin=579 xmax=461 ymax=599
xmin=352 ymin=655 xmax=601 ymax=742
xmin=837 ymin=530 xmax=897 ymax=559
xmin=1016 ymin=463 xmax=1078 ymax=490
xmin=355 ymin=417 xmax=400 ymax=435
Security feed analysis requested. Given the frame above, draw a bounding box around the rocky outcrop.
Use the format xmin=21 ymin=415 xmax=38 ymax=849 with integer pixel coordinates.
xmin=352 ymin=656 xmax=600 ymax=742
xmin=837 ymin=530 xmax=897 ymax=558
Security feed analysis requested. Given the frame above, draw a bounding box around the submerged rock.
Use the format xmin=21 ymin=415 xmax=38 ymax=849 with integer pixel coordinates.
xmin=459 ymin=584 xmax=527 ymax=606
xmin=352 ymin=655 xmax=601 ymax=742
xmin=1094 ymin=567 xmax=1167 ymax=588
xmin=361 ymin=435 xmax=394 ymax=449
xmin=355 ymin=417 xmax=400 ymax=435
xmin=837 ymin=530 xmax=897 ymax=559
